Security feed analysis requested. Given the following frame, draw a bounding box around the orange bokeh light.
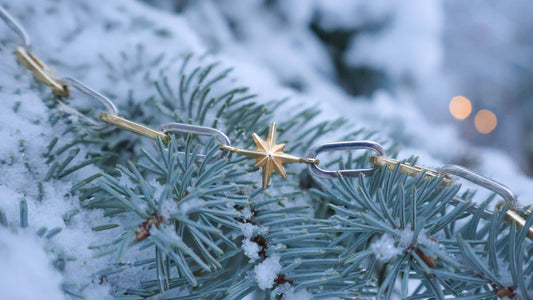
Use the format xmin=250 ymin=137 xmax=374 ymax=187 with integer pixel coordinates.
xmin=474 ymin=110 xmax=497 ymax=134
xmin=449 ymin=96 xmax=472 ymax=120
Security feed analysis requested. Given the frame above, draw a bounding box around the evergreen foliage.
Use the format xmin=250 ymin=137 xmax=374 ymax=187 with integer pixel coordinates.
xmin=8 ymin=51 xmax=533 ymax=299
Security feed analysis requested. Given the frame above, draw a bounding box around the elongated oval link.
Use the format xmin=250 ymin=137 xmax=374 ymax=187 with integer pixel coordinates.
xmin=439 ymin=165 xmax=517 ymax=206
xmin=59 ymin=78 xmax=119 ymax=131
xmin=99 ymin=113 xmax=168 ymax=143
xmin=306 ymin=141 xmax=386 ymax=178
xmin=0 ymin=6 xmax=31 ymax=48
xmin=160 ymin=122 xmax=231 ymax=161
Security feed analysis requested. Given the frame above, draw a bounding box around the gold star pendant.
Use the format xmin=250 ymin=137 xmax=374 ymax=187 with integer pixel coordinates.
xmin=221 ymin=123 xmax=318 ymax=189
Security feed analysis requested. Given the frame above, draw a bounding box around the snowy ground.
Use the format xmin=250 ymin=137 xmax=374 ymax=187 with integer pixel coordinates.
xmin=1 ymin=0 xmax=532 ymax=299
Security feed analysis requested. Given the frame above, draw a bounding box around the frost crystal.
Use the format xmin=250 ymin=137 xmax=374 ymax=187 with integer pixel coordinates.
xmin=178 ymin=198 xmax=205 ymax=214
xmin=240 ymin=223 xmax=258 ymax=238
xmin=159 ymin=199 xmax=178 ymax=220
xmin=118 ymin=173 xmax=136 ymax=189
xmin=398 ymin=228 xmax=437 ymax=248
xmin=371 ymin=234 xmax=401 ymax=262
xmin=242 ymin=206 xmax=254 ymax=220
xmin=242 ymin=239 xmax=260 ymax=261
xmin=399 ymin=229 xmax=414 ymax=248
xmin=254 ymin=253 xmax=282 ymax=290
xmin=273 ymin=282 xmax=292 ymax=296
xmin=151 ymin=179 xmax=165 ymax=201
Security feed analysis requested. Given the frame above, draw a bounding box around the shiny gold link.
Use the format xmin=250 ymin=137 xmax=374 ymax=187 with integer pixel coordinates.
xmin=99 ymin=112 xmax=169 ymax=144
xmin=14 ymin=46 xmax=69 ymax=97
xmin=504 ymin=210 xmax=533 ymax=240
xmin=369 ymin=155 xmax=453 ymax=186
xmin=495 ymin=201 xmax=533 ymax=240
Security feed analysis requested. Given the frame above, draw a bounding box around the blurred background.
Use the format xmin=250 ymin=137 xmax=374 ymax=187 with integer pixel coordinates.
xmin=141 ymin=0 xmax=533 ymax=176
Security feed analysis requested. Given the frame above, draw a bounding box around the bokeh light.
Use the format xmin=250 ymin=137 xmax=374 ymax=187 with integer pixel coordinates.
xmin=474 ymin=109 xmax=497 ymax=134
xmin=449 ymin=96 xmax=472 ymax=120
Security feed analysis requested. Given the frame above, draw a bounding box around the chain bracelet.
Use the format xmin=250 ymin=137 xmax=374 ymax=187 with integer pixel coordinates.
xmin=2 ymin=7 xmax=531 ymax=239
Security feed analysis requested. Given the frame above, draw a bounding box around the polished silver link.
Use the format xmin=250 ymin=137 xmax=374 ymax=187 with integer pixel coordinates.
xmin=160 ymin=122 xmax=232 ymax=161
xmin=439 ymin=165 xmax=517 ymax=206
xmin=0 ymin=6 xmax=31 ymax=48
xmin=306 ymin=141 xmax=386 ymax=178
xmin=59 ymin=78 xmax=119 ymax=131
xmin=440 ymin=165 xmax=530 ymax=237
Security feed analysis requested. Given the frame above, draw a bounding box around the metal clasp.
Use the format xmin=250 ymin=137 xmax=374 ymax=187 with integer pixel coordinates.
xmin=305 ymin=141 xmax=386 ymax=178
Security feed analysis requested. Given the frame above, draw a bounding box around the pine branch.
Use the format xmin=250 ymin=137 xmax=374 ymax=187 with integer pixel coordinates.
xmin=32 ymin=48 xmax=533 ymax=299
xmin=312 ymin=156 xmax=533 ymax=299
xmin=80 ymin=135 xmax=246 ymax=290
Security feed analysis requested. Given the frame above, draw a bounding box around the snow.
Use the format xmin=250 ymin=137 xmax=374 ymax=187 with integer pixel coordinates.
xmin=178 ymin=198 xmax=206 ymax=215
xmin=282 ymin=288 xmax=313 ymax=300
xmin=240 ymin=223 xmax=258 ymax=239
xmin=0 ymin=229 xmax=65 ymax=300
xmin=371 ymin=234 xmax=401 ymax=262
xmin=254 ymin=253 xmax=282 ymax=290
xmin=399 ymin=229 xmax=415 ymax=248
xmin=242 ymin=238 xmax=261 ymax=262
xmin=241 ymin=206 xmax=254 ymax=220
xmin=399 ymin=229 xmax=438 ymax=249
xmin=159 ymin=198 xmax=178 ymax=220
xmin=371 ymin=230 xmax=441 ymax=263
xmin=344 ymin=0 xmax=444 ymax=82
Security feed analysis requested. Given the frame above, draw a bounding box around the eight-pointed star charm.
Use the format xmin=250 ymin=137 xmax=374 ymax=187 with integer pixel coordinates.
xmin=221 ymin=123 xmax=318 ymax=189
